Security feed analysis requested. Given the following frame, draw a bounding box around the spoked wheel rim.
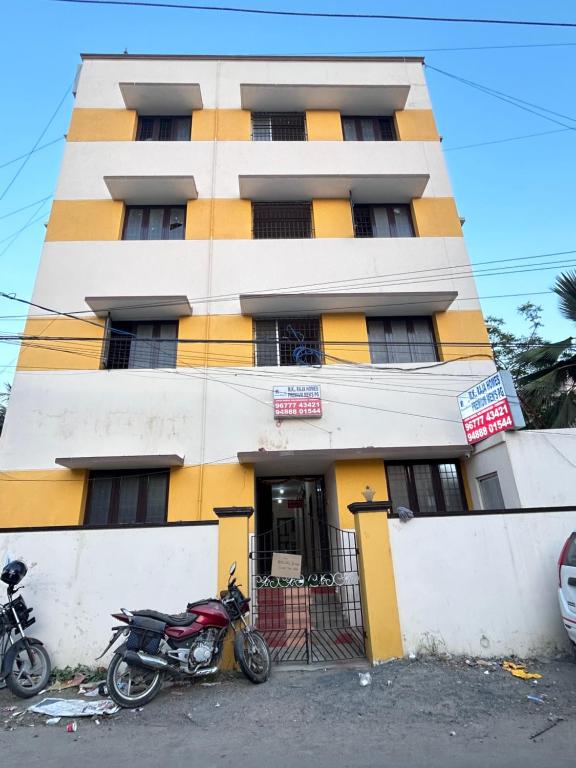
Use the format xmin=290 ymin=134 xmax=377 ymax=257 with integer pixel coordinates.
xmin=111 ymin=658 xmax=161 ymax=702
xmin=242 ymin=633 xmax=269 ymax=676
xmin=11 ymin=647 xmax=49 ymax=691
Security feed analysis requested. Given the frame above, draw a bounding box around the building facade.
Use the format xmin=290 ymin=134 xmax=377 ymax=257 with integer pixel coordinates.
xmin=0 ymin=55 xmax=499 ymax=661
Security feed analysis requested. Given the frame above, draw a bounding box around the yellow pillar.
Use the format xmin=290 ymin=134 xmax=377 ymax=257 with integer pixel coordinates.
xmin=214 ymin=506 xmax=254 ymax=669
xmin=348 ymin=501 xmax=403 ymax=663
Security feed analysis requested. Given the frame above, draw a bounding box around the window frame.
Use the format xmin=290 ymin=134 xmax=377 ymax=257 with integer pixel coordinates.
xmin=136 ymin=116 xmax=191 ymax=141
xmin=385 ymin=460 xmax=468 ymax=516
xmin=122 ymin=205 xmax=186 ymax=241
xmin=366 ymin=316 xmax=438 ymax=364
xmin=253 ymin=317 xmax=323 ymax=366
xmin=477 ymin=472 xmax=506 ymax=510
xmin=353 ymin=203 xmax=414 ymax=238
xmin=84 ymin=468 xmax=170 ymax=527
xmin=342 ymin=116 xmax=396 ymax=142
xmin=104 ymin=320 xmax=179 ymax=370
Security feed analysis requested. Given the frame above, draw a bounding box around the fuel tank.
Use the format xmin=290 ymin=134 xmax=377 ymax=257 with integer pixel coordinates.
xmin=165 ymin=599 xmax=229 ymax=640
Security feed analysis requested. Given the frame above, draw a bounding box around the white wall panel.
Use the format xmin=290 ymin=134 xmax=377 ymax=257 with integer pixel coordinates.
xmin=75 ymin=58 xmax=431 ymax=111
xmin=0 ymin=523 xmax=218 ymax=666
xmin=33 ymin=238 xmax=480 ymax=317
xmin=2 ymin=362 xmax=495 ymax=470
xmin=390 ymin=511 xmax=576 ymax=657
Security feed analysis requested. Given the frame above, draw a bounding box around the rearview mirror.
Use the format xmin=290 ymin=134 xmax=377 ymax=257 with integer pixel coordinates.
xmin=229 ymin=562 xmax=237 ymax=576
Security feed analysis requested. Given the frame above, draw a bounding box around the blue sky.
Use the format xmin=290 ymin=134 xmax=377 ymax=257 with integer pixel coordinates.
xmin=1 ymin=0 xmax=575 ymax=385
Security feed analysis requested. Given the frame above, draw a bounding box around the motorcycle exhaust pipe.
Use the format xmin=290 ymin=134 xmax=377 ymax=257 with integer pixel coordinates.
xmin=123 ymin=650 xmax=170 ymax=671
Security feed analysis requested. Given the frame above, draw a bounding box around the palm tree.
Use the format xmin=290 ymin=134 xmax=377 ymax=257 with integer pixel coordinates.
xmin=519 ymin=271 xmax=576 ymax=427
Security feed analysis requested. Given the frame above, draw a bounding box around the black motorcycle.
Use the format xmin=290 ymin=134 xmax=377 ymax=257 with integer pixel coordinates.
xmin=0 ymin=560 xmax=51 ymax=698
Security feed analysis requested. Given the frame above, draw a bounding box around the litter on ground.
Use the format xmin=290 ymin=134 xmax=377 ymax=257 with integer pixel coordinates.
xmin=502 ymin=660 xmax=542 ymax=680
xmin=27 ymin=698 xmax=120 ymax=717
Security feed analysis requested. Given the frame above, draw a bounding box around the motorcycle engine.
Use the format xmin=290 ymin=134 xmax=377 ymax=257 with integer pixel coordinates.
xmin=190 ymin=628 xmax=218 ymax=666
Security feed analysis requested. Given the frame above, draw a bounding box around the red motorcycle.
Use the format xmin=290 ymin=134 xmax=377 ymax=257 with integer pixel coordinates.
xmin=99 ymin=563 xmax=271 ymax=708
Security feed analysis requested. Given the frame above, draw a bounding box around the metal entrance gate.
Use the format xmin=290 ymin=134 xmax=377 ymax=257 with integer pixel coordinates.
xmin=249 ymin=524 xmax=365 ymax=663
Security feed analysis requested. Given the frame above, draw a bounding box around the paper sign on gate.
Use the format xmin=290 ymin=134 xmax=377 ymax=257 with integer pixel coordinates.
xmin=271 ymin=553 xmax=302 ymax=579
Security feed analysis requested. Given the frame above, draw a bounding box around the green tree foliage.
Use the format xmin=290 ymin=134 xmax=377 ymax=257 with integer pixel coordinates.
xmin=486 ymin=272 xmax=576 ymax=429
xmin=518 ymin=271 xmax=576 ymax=428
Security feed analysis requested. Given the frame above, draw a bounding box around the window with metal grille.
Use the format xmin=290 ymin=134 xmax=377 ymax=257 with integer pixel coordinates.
xmin=342 ymin=116 xmax=396 ymax=141
xmin=105 ymin=321 xmax=178 ymax=370
xmin=122 ymin=206 xmax=186 ymax=240
xmin=386 ymin=461 xmax=467 ymax=516
xmin=353 ymin=204 xmax=414 ymax=238
xmin=136 ymin=116 xmax=191 ymax=141
xmin=252 ymin=202 xmax=313 ymax=239
xmin=254 ymin=318 xmax=323 ymax=366
xmin=252 ymin=112 xmax=307 ymax=141
xmin=84 ymin=469 xmax=169 ymax=526
xmin=367 ymin=317 xmax=438 ymax=364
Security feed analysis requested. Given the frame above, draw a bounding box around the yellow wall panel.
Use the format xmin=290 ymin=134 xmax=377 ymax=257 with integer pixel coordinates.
xmin=322 ymin=313 xmax=371 ymax=365
xmin=67 ymin=108 xmax=137 ymax=141
xmin=312 ymin=199 xmax=354 ymax=238
xmin=177 ymin=314 xmax=254 ymax=368
xmin=306 ymin=111 xmax=343 ymax=140
xmin=168 ymin=463 xmax=255 ymax=522
xmin=186 ymin=199 xmax=252 ymax=240
xmin=433 ymin=310 xmax=492 ymax=362
xmin=411 ymin=198 xmax=463 ymax=238
xmin=334 ymin=459 xmax=388 ymax=529
xmin=191 ymin=110 xmax=251 ymax=140
xmin=0 ymin=470 xmax=87 ymax=528
xmin=45 ymin=200 xmax=125 ymax=241
xmin=394 ymin=110 xmax=439 ymax=141
xmin=17 ymin=317 xmax=105 ymax=372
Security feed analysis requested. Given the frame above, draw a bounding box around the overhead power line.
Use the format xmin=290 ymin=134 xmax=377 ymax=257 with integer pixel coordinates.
xmin=0 ymin=83 xmax=72 ymax=203
xmin=0 ymin=197 xmax=53 ymax=221
xmin=50 ymin=1 xmax=576 ymax=28
xmin=425 ymin=64 xmax=576 ymax=131
xmin=0 ymin=137 xmax=64 ymax=171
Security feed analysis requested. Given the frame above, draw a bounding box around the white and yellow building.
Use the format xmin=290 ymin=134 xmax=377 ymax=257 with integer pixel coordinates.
xmin=0 ymin=55 xmax=499 ymax=662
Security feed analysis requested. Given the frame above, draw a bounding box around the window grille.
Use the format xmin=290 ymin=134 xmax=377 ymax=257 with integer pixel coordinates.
xmin=84 ymin=469 xmax=169 ymax=526
xmin=386 ymin=461 xmax=467 ymax=516
xmin=252 ymin=112 xmax=307 ymax=141
xmin=254 ymin=318 xmax=323 ymax=366
xmin=367 ymin=317 xmax=438 ymax=364
xmin=342 ymin=116 xmax=396 ymax=141
xmin=105 ymin=321 xmax=178 ymax=370
xmin=252 ymin=202 xmax=313 ymax=239
xmin=136 ymin=116 xmax=191 ymax=141
xmin=353 ymin=204 xmax=414 ymax=238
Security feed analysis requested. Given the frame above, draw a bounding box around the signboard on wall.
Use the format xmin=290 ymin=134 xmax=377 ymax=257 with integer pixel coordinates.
xmin=273 ymin=385 xmax=322 ymax=419
xmin=458 ymin=370 xmax=525 ymax=445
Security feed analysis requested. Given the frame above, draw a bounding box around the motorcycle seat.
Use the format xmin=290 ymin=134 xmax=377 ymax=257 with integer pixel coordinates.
xmin=133 ymin=609 xmax=196 ymax=627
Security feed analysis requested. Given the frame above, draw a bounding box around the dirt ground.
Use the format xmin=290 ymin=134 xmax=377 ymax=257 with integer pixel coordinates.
xmin=1 ymin=655 xmax=575 ymax=767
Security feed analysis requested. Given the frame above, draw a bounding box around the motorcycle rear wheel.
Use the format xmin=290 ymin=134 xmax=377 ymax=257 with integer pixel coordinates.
xmin=106 ymin=652 xmax=164 ymax=708
xmin=234 ymin=629 xmax=271 ymax=684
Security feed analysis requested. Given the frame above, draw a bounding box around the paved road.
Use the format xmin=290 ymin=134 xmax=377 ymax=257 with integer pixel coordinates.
xmin=2 ymin=657 xmax=575 ymax=767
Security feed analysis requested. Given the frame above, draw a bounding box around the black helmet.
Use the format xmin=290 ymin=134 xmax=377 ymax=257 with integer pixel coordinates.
xmin=1 ymin=560 xmax=27 ymax=586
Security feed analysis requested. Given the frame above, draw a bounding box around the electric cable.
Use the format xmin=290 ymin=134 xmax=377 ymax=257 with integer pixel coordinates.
xmin=50 ymin=1 xmax=576 ymax=29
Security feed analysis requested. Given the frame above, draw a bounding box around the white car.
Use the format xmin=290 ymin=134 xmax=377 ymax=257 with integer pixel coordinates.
xmin=558 ymin=532 xmax=576 ymax=650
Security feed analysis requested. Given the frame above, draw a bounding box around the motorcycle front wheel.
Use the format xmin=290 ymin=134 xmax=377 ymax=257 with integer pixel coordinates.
xmin=234 ymin=629 xmax=271 ymax=684
xmin=4 ymin=642 xmax=51 ymax=698
xmin=106 ymin=652 xmax=164 ymax=708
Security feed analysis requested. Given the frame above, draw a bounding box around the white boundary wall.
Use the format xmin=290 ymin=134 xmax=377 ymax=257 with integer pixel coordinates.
xmin=0 ymin=524 xmax=218 ymax=667
xmin=390 ymin=512 xmax=576 ymax=658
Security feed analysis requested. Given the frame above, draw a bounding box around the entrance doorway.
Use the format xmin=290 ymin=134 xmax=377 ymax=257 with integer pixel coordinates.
xmin=255 ymin=477 xmax=329 ymax=575
xmin=250 ymin=475 xmax=365 ymax=664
